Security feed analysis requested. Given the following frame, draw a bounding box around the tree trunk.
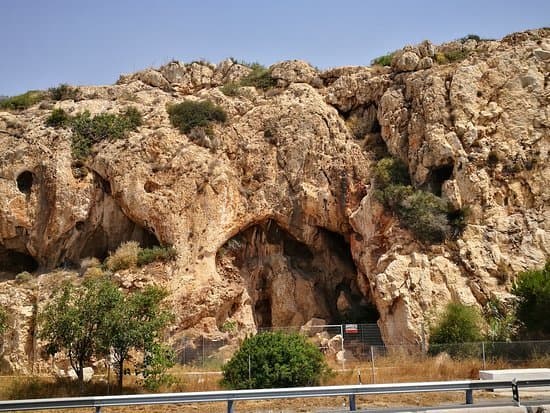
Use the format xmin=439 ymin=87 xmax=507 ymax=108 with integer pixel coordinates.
xmin=117 ymin=358 xmax=124 ymax=392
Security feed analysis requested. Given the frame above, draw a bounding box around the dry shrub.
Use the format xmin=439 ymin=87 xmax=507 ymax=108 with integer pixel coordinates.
xmin=105 ymin=241 xmax=139 ymax=271
xmin=80 ymin=257 xmax=101 ymax=272
xmin=83 ymin=266 xmax=105 ymax=279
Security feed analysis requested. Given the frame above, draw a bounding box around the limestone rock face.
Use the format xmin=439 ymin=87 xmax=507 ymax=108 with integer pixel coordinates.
xmin=0 ymin=28 xmax=549 ymax=370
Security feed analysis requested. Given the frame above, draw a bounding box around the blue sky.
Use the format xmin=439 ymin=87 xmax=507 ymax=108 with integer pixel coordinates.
xmin=1 ymin=0 xmax=548 ymax=95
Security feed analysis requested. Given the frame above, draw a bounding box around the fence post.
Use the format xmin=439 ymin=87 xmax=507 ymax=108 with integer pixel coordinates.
xmin=482 ymin=342 xmax=486 ymax=369
xmin=465 ymin=389 xmax=473 ymax=404
xmin=349 ymin=394 xmax=356 ymax=411
xmin=95 ymin=407 xmax=102 ymax=413
xmin=370 ymin=346 xmax=375 ymax=384
xmin=227 ymin=400 xmax=234 ymax=413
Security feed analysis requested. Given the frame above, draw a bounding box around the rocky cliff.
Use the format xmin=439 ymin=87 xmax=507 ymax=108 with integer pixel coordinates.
xmin=0 ymin=28 xmax=548 ymax=372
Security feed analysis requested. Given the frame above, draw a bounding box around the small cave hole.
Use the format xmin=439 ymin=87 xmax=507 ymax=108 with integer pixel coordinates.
xmin=429 ymin=163 xmax=454 ymax=196
xmin=144 ymin=181 xmax=161 ymax=193
xmin=75 ymin=221 xmax=85 ymax=231
xmin=0 ymin=246 xmax=39 ymax=278
xmin=16 ymin=171 xmax=34 ymax=194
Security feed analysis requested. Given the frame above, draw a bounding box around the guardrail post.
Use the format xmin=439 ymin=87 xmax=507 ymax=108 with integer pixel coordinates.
xmin=465 ymin=389 xmax=473 ymax=404
xmin=227 ymin=399 xmax=234 ymax=413
xmin=349 ymin=394 xmax=356 ymax=411
xmin=95 ymin=407 xmax=102 ymax=413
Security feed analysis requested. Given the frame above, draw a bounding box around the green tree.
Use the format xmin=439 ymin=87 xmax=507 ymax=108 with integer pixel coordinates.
xmin=221 ymin=331 xmax=330 ymax=389
xmin=100 ymin=285 xmax=173 ymax=391
xmin=512 ymin=260 xmax=550 ymax=338
xmin=39 ymin=277 xmax=120 ymax=386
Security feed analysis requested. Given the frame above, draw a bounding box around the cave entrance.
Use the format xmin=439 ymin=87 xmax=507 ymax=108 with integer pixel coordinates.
xmin=429 ymin=163 xmax=454 ymax=196
xmin=216 ymin=220 xmax=379 ymax=329
xmin=0 ymin=245 xmax=39 ymax=280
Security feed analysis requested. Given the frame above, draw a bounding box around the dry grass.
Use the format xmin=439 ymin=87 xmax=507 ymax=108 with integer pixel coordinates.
xmin=1 ymin=354 xmax=549 ymax=412
xmin=105 ymin=241 xmax=139 ymax=271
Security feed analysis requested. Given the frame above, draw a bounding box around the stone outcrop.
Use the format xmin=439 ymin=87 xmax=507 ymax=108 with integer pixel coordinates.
xmin=0 ymin=28 xmax=548 ymax=371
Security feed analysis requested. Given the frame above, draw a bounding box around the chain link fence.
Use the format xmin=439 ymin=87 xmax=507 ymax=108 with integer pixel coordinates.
xmin=173 ymin=324 xmax=550 ymax=380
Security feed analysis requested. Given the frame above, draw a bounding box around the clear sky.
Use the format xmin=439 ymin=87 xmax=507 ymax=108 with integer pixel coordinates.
xmin=1 ymin=0 xmax=548 ymax=96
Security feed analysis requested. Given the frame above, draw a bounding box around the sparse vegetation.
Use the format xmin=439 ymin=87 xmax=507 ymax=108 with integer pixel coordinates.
xmin=435 ymin=49 xmax=470 ymax=65
xmin=105 ymin=242 xmax=177 ymax=272
xmin=239 ymin=63 xmax=277 ymax=90
xmin=221 ymin=331 xmax=330 ymax=389
xmin=0 ymin=90 xmax=46 ymax=110
xmin=49 ymin=84 xmax=79 ymax=101
xmin=45 ymin=107 xmax=142 ymax=159
xmin=371 ymin=52 xmax=395 ymax=66
xmin=167 ymin=100 xmax=226 ymax=134
xmin=137 ymin=246 xmax=178 ymax=266
xmin=0 ymin=307 xmax=7 ymax=339
xmin=45 ymin=108 xmax=70 ymax=127
xmin=220 ymin=82 xmax=241 ymax=97
xmin=373 ymin=157 xmax=468 ymax=243
xmin=512 ymin=260 xmax=550 ymax=339
xmin=15 ymin=271 xmax=33 ymax=284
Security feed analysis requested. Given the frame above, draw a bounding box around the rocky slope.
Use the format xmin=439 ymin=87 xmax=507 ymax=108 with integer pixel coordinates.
xmin=0 ymin=29 xmax=548 ymax=372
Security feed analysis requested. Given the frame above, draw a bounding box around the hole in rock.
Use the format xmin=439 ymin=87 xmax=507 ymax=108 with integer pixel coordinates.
xmin=16 ymin=171 xmax=34 ymax=194
xmin=0 ymin=245 xmax=39 ymax=279
xmin=216 ymin=220 xmax=379 ymax=329
xmin=429 ymin=163 xmax=454 ymax=196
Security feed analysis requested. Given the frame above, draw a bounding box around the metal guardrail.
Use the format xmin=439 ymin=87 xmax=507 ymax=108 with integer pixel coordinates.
xmin=0 ymin=378 xmax=549 ymax=412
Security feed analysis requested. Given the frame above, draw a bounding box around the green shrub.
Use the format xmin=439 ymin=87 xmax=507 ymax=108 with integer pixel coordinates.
xmin=239 ymin=64 xmax=277 ymax=90
xmin=395 ymin=189 xmax=451 ymax=243
xmin=512 ymin=260 xmax=550 ymax=339
xmin=49 ymin=84 xmax=79 ymax=101
xmin=371 ymin=53 xmax=395 ymax=66
xmin=220 ymin=82 xmax=241 ymax=97
xmin=0 ymin=90 xmax=46 ymax=110
xmin=373 ymin=157 xmax=410 ymax=189
xmin=167 ymin=100 xmax=226 ymax=134
xmin=221 ymin=331 xmax=330 ymax=389
xmin=137 ymin=246 xmax=178 ymax=266
xmin=429 ymin=302 xmax=484 ymax=357
xmin=51 ymin=107 xmax=142 ymax=159
xmin=46 ymin=108 xmax=70 ymax=127
xmin=373 ymin=157 xmax=467 ymax=243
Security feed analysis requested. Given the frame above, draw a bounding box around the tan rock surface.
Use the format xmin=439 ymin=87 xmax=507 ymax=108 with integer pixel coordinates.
xmin=0 ymin=28 xmax=548 ymax=371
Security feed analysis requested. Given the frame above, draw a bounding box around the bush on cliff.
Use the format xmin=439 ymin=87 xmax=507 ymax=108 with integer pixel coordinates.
xmin=373 ymin=157 xmax=466 ymax=243
xmin=45 ymin=107 xmax=142 ymax=159
xmin=221 ymin=331 xmax=330 ymax=389
xmin=167 ymin=100 xmax=226 ymax=134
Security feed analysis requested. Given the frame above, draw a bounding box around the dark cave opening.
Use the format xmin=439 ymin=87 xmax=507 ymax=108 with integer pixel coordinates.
xmin=16 ymin=171 xmax=34 ymax=194
xmin=216 ymin=220 xmax=379 ymax=329
xmin=0 ymin=245 xmax=39 ymax=278
xmin=429 ymin=163 xmax=454 ymax=196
